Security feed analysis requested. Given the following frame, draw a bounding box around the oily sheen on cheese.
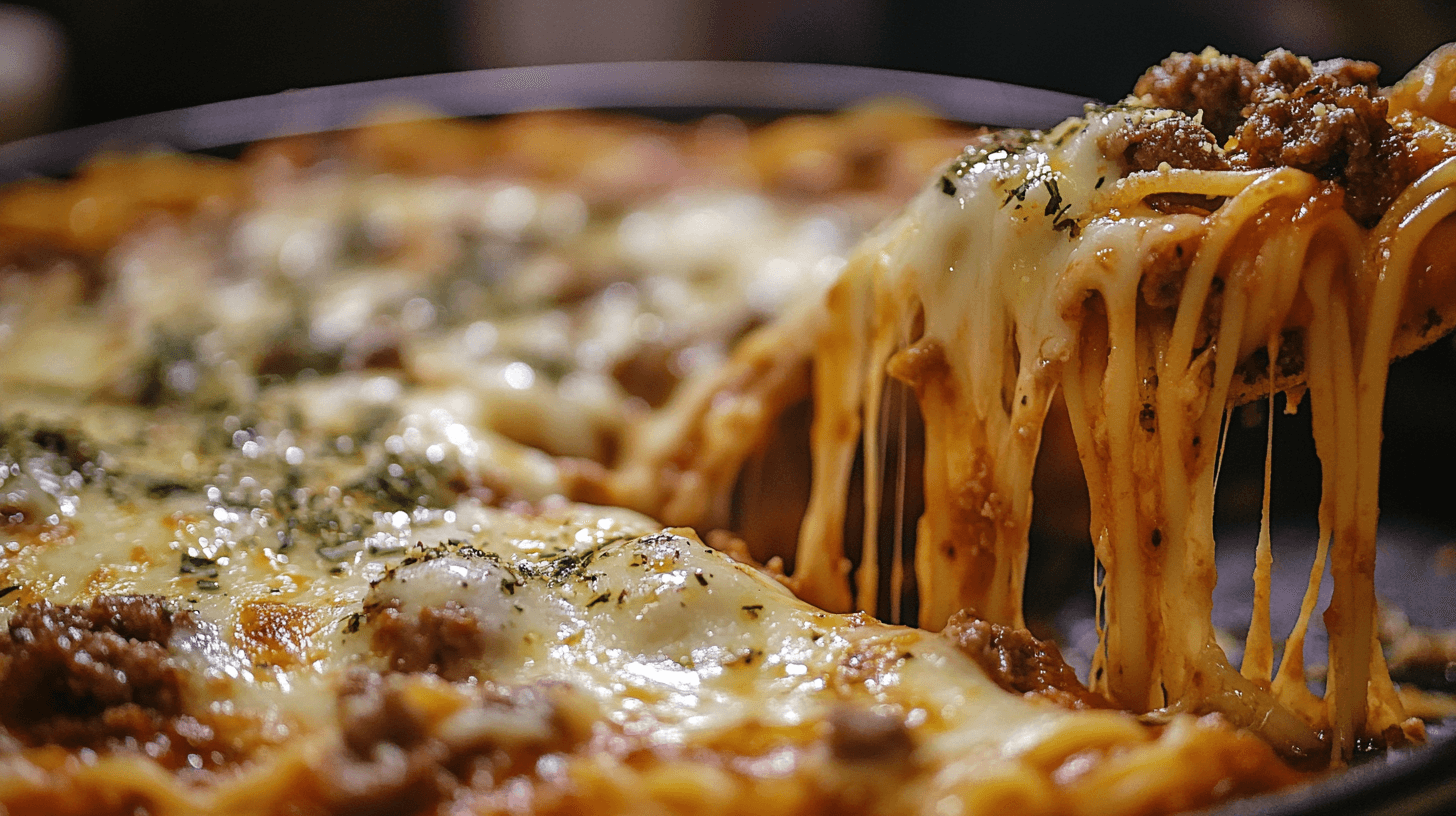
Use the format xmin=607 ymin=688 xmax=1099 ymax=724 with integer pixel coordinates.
xmin=2 ymin=50 xmax=1456 ymax=816
xmin=0 ymin=393 xmax=1295 ymax=815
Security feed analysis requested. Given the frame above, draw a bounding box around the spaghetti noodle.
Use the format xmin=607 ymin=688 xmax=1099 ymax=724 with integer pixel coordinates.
xmin=610 ymin=48 xmax=1456 ymax=762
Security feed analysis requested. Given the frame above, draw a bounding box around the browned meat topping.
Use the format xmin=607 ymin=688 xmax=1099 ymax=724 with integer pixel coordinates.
xmin=0 ymin=596 xmax=184 ymax=747
xmin=1125 ymin=49 xmax=1415 ymax=226
xmin=941 ymin=610 xmax=1105 ymax=709
xmin=612 ymin=338 xmax=683 ymax=409
xmin=338 ymin=670 xmax=434 ymax=759
xmin=1232 ymin=53 xmax=1413 ymax=226
xmin=1134 ymin=51 xmax=1258 ymax=141
xmin=1308 ymin=56 xmax=1383 ymax=90
xmin=371 ymin=600 xmax=499 ymax=681
xmin=325 ymin=671 xmax=585 ymax=816
xmin=1106 ymin=115 xmax=1229 ymax=173
xmin=1133 ymin=50 xmax=1380 ymax=142
xmin=827 ymin=706 xmax=915 ymax=763
xmin=328 ymin=672 xmax=460 ymax=816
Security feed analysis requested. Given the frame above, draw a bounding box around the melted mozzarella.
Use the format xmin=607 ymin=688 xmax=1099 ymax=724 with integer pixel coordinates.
xmin=0 ymin=390 xmax=1278 ymax=815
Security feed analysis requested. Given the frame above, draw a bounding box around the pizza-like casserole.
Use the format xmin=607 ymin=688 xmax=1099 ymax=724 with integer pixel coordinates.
xmin=0 ymin=48 xmax=1454 ymax=815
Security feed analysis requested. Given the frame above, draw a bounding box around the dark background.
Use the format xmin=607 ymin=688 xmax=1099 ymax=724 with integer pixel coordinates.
xmin=12 ymin=0 xmax=1456 ymax=130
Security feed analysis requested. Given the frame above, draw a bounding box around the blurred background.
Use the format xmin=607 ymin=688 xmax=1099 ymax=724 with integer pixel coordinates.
xmin=4 ymin=0 xmax=1456 ymax=140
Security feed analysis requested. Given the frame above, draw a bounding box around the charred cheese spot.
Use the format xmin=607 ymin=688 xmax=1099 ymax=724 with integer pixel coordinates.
xmin=941 ymin=611 xmax=1105 ymax=710
xmin=235 ymin=600 xmax=324 ymax=669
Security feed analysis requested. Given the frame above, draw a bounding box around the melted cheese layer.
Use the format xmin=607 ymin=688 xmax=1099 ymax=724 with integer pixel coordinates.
xmin=0 ymin=388 xmax=1300 ymax=814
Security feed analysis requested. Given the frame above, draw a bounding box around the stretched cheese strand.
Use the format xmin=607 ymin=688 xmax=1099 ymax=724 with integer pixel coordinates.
xmin=1239 ymin=379 xmax=1276 ymax=686
xmin=1325 ymin=156 xmax=1456 ymax=755
xmin=607 ymin=92 xmax=1456 ymax=760
xmin=1147 ymin=170 xmax=1306 ymax=716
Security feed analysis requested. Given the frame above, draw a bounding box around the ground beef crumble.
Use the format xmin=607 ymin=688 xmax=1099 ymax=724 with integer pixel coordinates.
xmin=1133 ymin=51 xmax=1259 ymax=142
xmin=1106 ymin=115 xmax=1228 ymax=174
xmin=1121 ymin=48 xmax=1416 ymax=226
xmin=0 ymin=596 xmax=185 ymax=747
xmin=370 ymin=600 xmax=499 ymax=681
xmin=320 ymin=671 xmax=585 ymax=816
xmin=941 ymin=610 xmax=1105 ymax=709
xmin=327 ymin=672 xmax=451 ymax=816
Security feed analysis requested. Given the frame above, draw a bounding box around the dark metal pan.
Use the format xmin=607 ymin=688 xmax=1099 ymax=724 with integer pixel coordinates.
xmin=1205 ymin=521 xmax=1456 ymax=815
xmin=0 ymin=60 xmax=1089 ymax=181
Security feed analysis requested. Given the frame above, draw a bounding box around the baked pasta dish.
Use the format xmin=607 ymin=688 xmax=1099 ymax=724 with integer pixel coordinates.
xmin=2 ymin=46 xmax=1456 ymax=815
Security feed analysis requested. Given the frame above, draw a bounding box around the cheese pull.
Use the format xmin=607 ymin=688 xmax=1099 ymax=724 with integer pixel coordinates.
xmin=604 ymin=47 xmax=1456 ymax=762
